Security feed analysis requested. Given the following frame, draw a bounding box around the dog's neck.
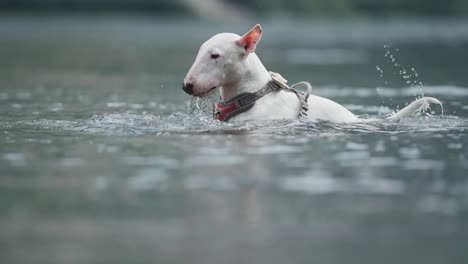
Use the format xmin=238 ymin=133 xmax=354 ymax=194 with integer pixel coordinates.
xmin=220 ymin=53 xmax=271 ymax=101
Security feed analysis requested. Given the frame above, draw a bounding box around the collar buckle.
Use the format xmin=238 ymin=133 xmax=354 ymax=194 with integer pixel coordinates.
xmin=270 ymin=71 xmax=290 ymax=90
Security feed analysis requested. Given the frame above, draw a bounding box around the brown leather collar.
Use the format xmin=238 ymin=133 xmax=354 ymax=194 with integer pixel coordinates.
xmin=213 ymin=81 xmax=282 ymax=122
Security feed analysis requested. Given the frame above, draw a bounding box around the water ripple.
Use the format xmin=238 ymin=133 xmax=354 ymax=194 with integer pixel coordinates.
xmin=1 ymin=112 xmax=467 ymax=136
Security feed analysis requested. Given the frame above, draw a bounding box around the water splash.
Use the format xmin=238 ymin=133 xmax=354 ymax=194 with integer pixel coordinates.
xmin=1 ymin=112 xmax=463 ymax=137
xmin=381 ymin=44 xmax=425 ymax=98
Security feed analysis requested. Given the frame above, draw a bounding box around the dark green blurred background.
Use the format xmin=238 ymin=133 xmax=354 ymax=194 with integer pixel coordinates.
xmin=1 ymin=0 xmax=468 ymax=18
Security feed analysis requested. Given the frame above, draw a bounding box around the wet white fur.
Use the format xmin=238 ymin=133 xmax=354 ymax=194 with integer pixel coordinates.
xmin=184 ymin=30 xmax=441 ymax=122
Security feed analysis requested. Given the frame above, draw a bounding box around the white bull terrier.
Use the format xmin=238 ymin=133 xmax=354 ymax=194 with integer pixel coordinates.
xmin=183 ymin=24 xmax=441 ymax=122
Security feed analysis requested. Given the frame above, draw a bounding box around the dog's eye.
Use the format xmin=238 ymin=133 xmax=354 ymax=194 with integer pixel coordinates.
xmin=210 ymin=54 xmax=220 ymax=59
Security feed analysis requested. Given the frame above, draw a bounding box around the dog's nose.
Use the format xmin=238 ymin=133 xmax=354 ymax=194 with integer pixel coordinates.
xmin=182 ymin=82 xmax=194 ymax=95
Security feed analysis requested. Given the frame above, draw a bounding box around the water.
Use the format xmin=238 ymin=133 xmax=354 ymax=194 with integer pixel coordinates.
xmin=1 ymin=16 xmax=468 ymax=264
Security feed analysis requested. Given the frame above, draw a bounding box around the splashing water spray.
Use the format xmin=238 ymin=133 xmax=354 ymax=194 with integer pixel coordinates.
xmin=376 ymin=44 xmax=425 ymax=97
xmin=375 ymin=44 xmax=443 ymax=116
xmin=188 ymin=91 xmax=220 ymax=116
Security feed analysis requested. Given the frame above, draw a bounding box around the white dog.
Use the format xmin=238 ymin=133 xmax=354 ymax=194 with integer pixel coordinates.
xmin=183 ymin=24 xmax=441 ymax=122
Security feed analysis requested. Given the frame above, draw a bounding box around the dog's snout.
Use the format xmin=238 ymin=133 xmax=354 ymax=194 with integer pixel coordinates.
xmin=182 ymin=82 xmax=194 ymax=95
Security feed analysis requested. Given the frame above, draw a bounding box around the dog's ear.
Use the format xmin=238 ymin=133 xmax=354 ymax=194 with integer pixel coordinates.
xmin=236 ymin=24 xmax=262 ymax=54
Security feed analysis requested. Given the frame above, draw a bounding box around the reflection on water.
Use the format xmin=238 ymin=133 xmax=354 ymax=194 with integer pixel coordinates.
xmin=1 ymin=16 xmax=468 ymax=264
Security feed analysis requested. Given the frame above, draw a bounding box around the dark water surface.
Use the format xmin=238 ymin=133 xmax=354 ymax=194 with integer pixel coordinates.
xmin=1 ymin=16 xmax=468 ymax=264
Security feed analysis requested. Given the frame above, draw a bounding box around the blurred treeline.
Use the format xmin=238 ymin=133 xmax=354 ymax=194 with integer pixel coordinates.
xmin=1 ymin=0 xmax=468 ymax=17
xmin=232 ymin=0 xmax=468 ymax=17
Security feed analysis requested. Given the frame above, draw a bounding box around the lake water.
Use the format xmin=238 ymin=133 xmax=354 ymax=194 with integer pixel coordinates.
xmin=1 ymin=16 xmax=468 ymax=264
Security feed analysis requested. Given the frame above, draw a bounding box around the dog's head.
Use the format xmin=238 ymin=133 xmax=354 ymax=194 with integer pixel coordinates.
xmin=183 ymin=24 xmax=262 ymax=96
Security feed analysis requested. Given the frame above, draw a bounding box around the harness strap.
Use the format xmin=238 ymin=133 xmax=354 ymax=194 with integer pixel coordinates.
xmin=288 ymin=81 xmax=312 ymax=118
xmin=214 ymin=72 xmax=312 ymax=122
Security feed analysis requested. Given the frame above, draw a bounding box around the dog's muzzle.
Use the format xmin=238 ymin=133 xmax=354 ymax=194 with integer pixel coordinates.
xmin=182 ymin=82 xmax=194 ymax=95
